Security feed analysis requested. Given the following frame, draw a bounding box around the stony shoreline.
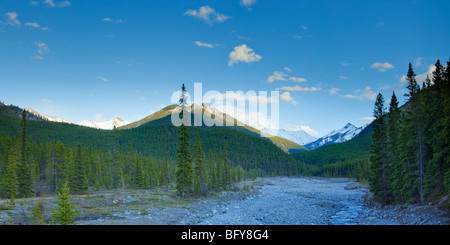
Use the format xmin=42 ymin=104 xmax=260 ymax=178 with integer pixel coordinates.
xmin=180 ymin=177 xmax=450 ymax=225
xmin=1 ymin=177 xmax=448 ymax=225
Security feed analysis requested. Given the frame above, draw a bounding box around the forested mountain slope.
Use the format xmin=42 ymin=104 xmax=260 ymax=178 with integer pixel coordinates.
xmin=0 ymin=103 xmax=306 ymax=179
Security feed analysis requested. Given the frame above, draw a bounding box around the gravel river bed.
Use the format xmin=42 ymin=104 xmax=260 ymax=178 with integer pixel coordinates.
xmin=1 ymin=177 xmax=448 ymax=225
xmin=180 ymin=177 xmax=449 ymax=225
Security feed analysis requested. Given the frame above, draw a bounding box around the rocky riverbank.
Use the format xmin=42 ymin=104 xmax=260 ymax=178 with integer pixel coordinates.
xmin=1 ymin=177 xmax=448 ymax=225
xmin=180 ymin=177 xmax=450 ymax=225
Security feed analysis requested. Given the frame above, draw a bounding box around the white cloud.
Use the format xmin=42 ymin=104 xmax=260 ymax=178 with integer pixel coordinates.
xmin=195 ymin=41 xmax=214 ymax=48
xmin=35 ymin=42 xmax=49 ymax=54
xmin=329 ymin=88 xmax=340 ymax=95
xmin=44 ymin=0 xmax=56 ymax=7
xmin=339 ymin=75 xmax=348 ymax=80
xmin=286 ymin=125 xmax=319 ymax=137
xmin=6 ymin=12 xmax=20 ymax=27
xmin=267 ymin=71 xmax=287 ymax=83
xmin=400 ymin=75 xmax=408 ymax=83
xmin=284 ymin=67 xmax=291 ymax=72
xmin=29 ymin=1 xmax=39 ymax=6
xmin=292 ymin=34 xmax=303 ymax=39
xmin=289 ymin=77 xmax=307 ymax=83
xmin=267 ymin=70 xmax=306 ymax=83
xmin=344 ymin=86 xmax=377 ymax=100
xmin=5 ymin=13 xmax=48 ymax=31
xmin=25 ymin=22 xmax=49 ymax=31
xmin=400 ymin=64 xmax=436 ymax=83
xmin=97 ymin=76 xmax=108 ymax=82
xmin=400 ymin=75 xmax=407 ymax=83
xmin=102 ymin=18 xmax=123 ymax=23
xmin=301 ymin=25 xmax=308 ymax=30
xmin=416 ymin=65 xmax=436 ymax=83
xmin=185 ymin=6 xmax=230 ymax=25
xmin=277 ymin=85 xmax=321 ymax=92
xmin=228 ymin=44 xmax=262 ymax=66
xmin=280 ymin=91 xmax=297 ymax=105
xmin=25 ymin=22 xmax=39 ymax=28
xmin=343 ymin=94 xmax=359 ymax=99
xmin=371 ymin=62 xmax=395 ymax=72
xmin=44 ymin=0 xmax=71 ymax=8
xmin=241 ymin=0 xmax=257 ymax=10
xmin=34 ymin=42 xmax=49 ymax=59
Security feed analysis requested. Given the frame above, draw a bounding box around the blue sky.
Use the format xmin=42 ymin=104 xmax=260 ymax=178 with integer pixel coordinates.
xmin=0 ymin=0 xmax=449 ymax=137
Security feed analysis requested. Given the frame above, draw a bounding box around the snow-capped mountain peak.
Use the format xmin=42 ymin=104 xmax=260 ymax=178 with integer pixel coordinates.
xmin=23 ymin=107 xmax=72 ymax=124
xmin=24 ymin=107 xmax=45 ymax=118
xmin=77 ymin=117 xmax=130 ymax=130
xmin=44 ymin=115 xmax=71 ymax=124
xmin=304 ymin=123 xmax=367 ymax=150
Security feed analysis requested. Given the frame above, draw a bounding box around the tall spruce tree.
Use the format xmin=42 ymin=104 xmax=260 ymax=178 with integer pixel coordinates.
xmin=0 ymin=139 xmax=18 ymax=199
xmin=397 ymin=115 xmax=418 ymax=203
xmin=17 ymin=110 xmax=33 ymax=198
xmin=388 ymin=92 xmax=401 ymax=203
xmin=69 ymin=144 xmax=88 ymax=194
xmin=424 ymin=59 xmax=446 ymax=198
xmin=399 ymin=63 xmax=423 ymax=202
xmin=176 ymin=84 xmax=193 ymax=197
xmin=369 ymin=93 xmax=390 ymax=203
xmin=443 ymin=59 xmax=450 ymax=194
xmin=111 ymin=125 xmax=121 ymax=189
xmin=405 ymin=63 xmax=419 ymax=100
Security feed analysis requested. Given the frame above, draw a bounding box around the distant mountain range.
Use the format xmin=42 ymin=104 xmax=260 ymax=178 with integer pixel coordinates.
xmin=304 ymin=123 xmax=368 ymax=150
xmin=2 ymin=102 xmax=307 ymax=153
xmin=78 ymin=118 xmax=130 ymax=130
xmin=23 ymin=107 xmax=130 ymax=130
xmin=5 ymin=102 xmax=366 ymax=152
xmin=24 ymin=107 xmax=71 ymax=124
